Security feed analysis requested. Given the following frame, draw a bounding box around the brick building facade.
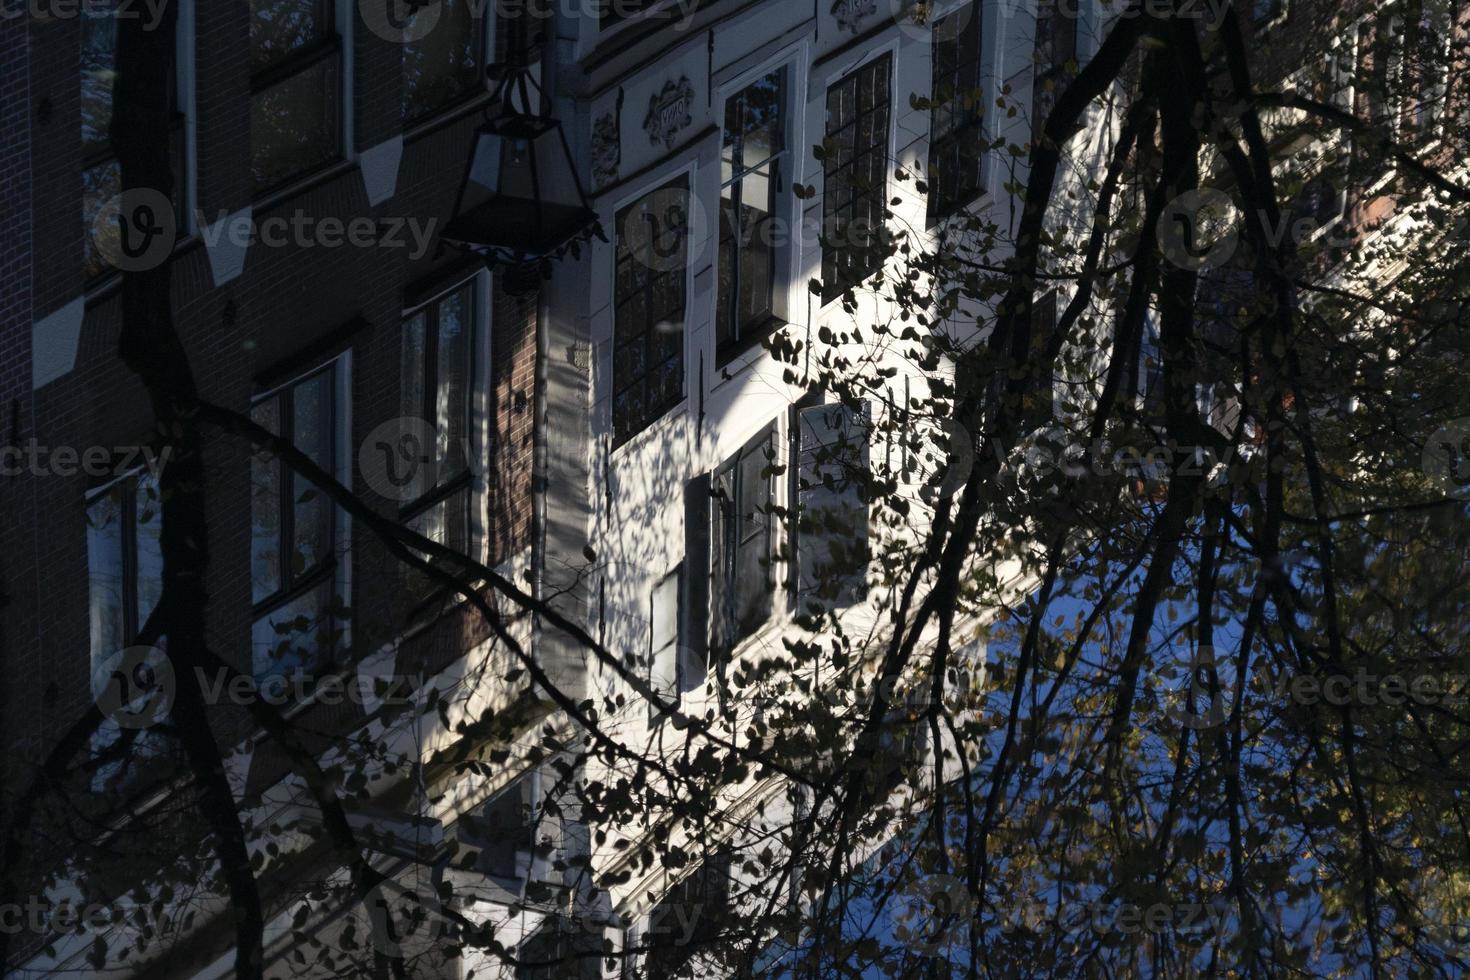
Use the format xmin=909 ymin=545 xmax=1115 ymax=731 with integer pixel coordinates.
xmin=3 ymin=0 xmax=1467 ymax=976
xmin=3 ymin=4 xmax=546 ymax=971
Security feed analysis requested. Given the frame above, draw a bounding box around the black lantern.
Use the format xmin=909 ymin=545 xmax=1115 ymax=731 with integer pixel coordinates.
xmin=441 ymin=64 xmax=602 ymax=277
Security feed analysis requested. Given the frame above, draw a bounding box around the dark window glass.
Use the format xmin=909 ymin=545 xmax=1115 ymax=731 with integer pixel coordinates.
xmin=614 ymin=176 xmax=690 ymax=446
xmin=250 ymin=364 xmax=342 ymax=682
xmin=400 ymin=283 xmax=477 ymax=602
xmin=794 ymin=403 xmax=869 ymax=607
xmin=81 ymin=2 xmax=184 ymax=280
xmin=1253 ymin=0 xmax=1284 ymax=25
xmin=518 ymin=918 xmax=602 ymax=980
xmin=249 ymin=0 xmax=329 ymax=71
xmin=710 ymin=425 xmax=777 ymax=660
xmin=86 ymin=473 xmax=164 ymax=662
xmin=718 ymin=68 xmax=786 ymax=362
xmin=249 ymin=0 xmax=341 ymax=194
xmin=86 ymin=472 xmax=179 ymax=793
xmin=822 ymin=54 xmax=892 ymax=300
xmin=1032 ymin=0 xmax=1078 ymax=139
xmin=460 ymin=774 xmax=536 ymax=882
xmin=645 ymin=851 xmax=732 ymax=976
xmin=80 ymin=4 xmax=119 ymax=158
xmin=929 ymin=3 xmax=986 ymax=222
xmin=403 ymin=0 xmax=483 ymax=121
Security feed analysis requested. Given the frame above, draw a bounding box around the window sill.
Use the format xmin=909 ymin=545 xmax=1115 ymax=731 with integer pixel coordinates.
xmin=609 ymin=395 xmax=690 ymax=458
xmin=403 ymin=90 xmax=496 ymax=144
xmin=711 ymin=318 xmax=786 ymax=387
xmin=925 ymin=189 xmax=991 ymax=233
xmin=252 ymin=157 xmax=356 ymax=213
xmin=819 ymin=272 xmax=883 ymax=309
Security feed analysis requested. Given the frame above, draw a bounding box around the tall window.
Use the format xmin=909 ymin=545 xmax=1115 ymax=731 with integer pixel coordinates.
xmin=1032 ymin=0 xmax=1077 ymax=140
xmin=402 ymin=0 xmax=483 ymax=122
xmin=400 ymin=282 xmax=477 ymax=595
xmin=518 ymin=918 xmax=602 ymax=980
xmin=793 ymin=403 xmax=869 ymax=607
xmin=718 ymin=68 xmax=788 ymax=362
xmin=459 ymin=772 xmax=538 ymax=884
xmin=928 ymin=4 xmax=985 ymax=222
xmin=249 ymin=0 xmax=342 ymax=194
xmin=822 ymin=54 xmax=892 ymax=301
xmin=81 ymin=1 xmax=184 ymax=280
xmin=250 ymin=363 xmax=344 ymax=682
xmin=710 ymin=425 xmax=777 ymax=660
xmin=644 ymin=851 xmax=732 ymax=976
xmin=87 ymin=472 xmax=164 ymax=664
xmin=86 ymin=470 xmax=176 ymax=790
xmin=614 ymin=176 xmax=689 ymax=447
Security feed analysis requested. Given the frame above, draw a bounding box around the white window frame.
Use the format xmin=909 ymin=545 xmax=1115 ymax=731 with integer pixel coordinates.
xmin=397 ymin=269 xmax=493 ymax=582
xmin=604 ymin=161 xmax=700 ymax=455
xmin=814 ymin=42 xmax=901 ymax=311
xmin=247 ymin=352 xmax=353 ymax=682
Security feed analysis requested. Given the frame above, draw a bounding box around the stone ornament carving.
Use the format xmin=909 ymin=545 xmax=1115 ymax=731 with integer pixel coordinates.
xmin=832 ymin=0 xmax=878 ymax=33
xmin=592 ymin=111 xmax=621 ymax=191
xmin=643 ymin=76 xmax=695 ymax=150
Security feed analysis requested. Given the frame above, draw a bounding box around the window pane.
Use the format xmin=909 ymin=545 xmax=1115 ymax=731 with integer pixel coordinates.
xmin=472 ymin=778 xmax=532 ymax=881
xmin=738 ymin=169 xmax=775 ymax=328
xmin=824 ymin=55 xmax=890 ymax=299
xmin=134 ymin=475 xmax=164 ymax=626
xmin=717 ymin=188 xmax=738 ymax=349
xmin=251 ymin=397 xmax=283 ymax=603
xmin=722 ymin=94 xmax=741 ymax=174
xmin=86 ymin=488 xmax=127 ymax=664
xmin=710 ymin=428 xmax=776 ymax=656
xmin=82 ymin=158 xmax=122 ymax=280
xmin=436 ymin=287 xmax=472 ymax=478
xmin=251 ymin=581 xmax=332 ymax=681
xmin=719 ymin=72 xmax=784 ymax=355
xmin=710 ymin=469 xmax=734 ymax=654
xmin=80 ymin=3 xmax=119 ymax=156
xmin=250 ymin=52 xmax=341 ymax=193
xmin=250 ymin=0 xmax=328 ymax=73
xmin=401 ymin=487 xmax=471 ymax=600
xmin=741 ymin=70 xmax=784 ymax=167
xmin=613 ymin=177 xmax=689 ymax=445
xmin=403 ymin=0 xmax=481 ymax=120
xmin=401 ymin=311 xmax=428 ymax=422
xmin=291 ymin=372 xmax=332 ymax=578
xmin=797 ymin=404 xmax=869 ymax=603
xmin=929 ymin=3 xmax=984 ymax=221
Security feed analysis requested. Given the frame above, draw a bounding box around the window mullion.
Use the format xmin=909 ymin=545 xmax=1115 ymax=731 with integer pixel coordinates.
xmin=730 ymin=175 xmax=745 ymax=342
xmin=122 ymin=482 xmax=139 ymax=642
xmin=324 ymin=367 xmax=337 ymax=595
xmin=425 ymin=298 xmax=441 ymax=432
xmin=280 ymin=390 xmax=296 ymax=593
